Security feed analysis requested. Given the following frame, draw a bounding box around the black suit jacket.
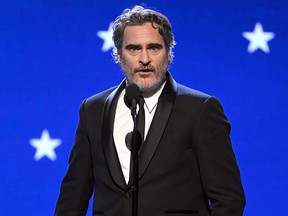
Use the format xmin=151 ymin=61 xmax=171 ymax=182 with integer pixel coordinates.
xmin=55 ymin=73 xmax=245 ymax=216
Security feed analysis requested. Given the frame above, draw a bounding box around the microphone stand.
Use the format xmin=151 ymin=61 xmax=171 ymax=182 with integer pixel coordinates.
xmin=130 ymin=99 xmax=140 ymax=216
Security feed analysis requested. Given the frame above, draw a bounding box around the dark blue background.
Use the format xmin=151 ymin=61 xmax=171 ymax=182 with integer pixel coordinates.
xmin=1 ymin=1 xmax=287 ymax=215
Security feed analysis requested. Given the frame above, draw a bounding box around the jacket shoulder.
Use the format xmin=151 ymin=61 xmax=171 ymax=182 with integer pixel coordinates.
xmin=82 ymin=86 xmax=117 ymax=108
xmin=176 ymin=84 xmax=226 ymax=113
xmin=177 ymin=84 xmax=211 ymax=100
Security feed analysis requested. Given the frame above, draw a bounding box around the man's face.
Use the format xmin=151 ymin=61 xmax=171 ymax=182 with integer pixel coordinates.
xmin=118 ymin=22 xmax=171 ymax=95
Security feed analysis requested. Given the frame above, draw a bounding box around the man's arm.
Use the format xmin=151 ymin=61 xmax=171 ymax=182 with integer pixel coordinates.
xmin=193 ymin=97 xmax=246 ymax=216
xmin=55 ymin=100 xmax=94 ymax=216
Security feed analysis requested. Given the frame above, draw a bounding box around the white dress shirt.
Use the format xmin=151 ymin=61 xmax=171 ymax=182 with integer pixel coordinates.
xmin=113 ymin=82 xmax=165 ymax=183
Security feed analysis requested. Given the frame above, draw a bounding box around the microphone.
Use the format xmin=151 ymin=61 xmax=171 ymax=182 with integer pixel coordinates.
xmin=124 ymin=83 xmax=142 ymax=216
xmin=124 ymin=83 xmax=141 ymax=117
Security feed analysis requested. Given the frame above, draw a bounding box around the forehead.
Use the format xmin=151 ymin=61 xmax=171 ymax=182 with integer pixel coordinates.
xmin=122 ymin=22 xmax=164 ymax=45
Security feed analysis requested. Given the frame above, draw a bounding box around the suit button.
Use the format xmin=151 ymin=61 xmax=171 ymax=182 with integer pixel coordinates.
xmin=124 ymin=189 xmax=131 ymax=199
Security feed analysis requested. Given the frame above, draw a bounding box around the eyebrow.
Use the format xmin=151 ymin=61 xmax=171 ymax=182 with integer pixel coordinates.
xmin=125 ymin=44 xmax=142 ymax=50
xmin=124 ymin=43 xmax=164 ymax=50
xmin=147 ymin=43 xmax=163 ymax=49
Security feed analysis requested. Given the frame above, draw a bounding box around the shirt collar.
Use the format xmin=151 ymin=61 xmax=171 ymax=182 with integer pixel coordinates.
xmin=143 ymin=81 xmax=166 ymax=111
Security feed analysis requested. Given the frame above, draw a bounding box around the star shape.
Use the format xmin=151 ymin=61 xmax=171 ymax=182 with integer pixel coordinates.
xmin=242 ymin=23 xmax=275 ymax=53
xmin=97 ymin=22 xmax=115 ymax=52
xmin=30 ymin=129 xmax=61 ymax=161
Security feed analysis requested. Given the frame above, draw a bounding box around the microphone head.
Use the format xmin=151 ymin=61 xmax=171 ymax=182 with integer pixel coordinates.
xmin=124 ymin=83 xmax=141 ymax=108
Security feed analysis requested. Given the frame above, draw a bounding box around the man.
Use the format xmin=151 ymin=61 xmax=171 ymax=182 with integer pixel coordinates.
xmin=55 ymin=5 xmax=245 ymax=216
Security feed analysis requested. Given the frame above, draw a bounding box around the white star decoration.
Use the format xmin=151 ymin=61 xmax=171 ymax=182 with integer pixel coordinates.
xmin=242 ymin=23 xmax=275 ymax=53
xmin=97 ymin=22 xmax=115 ymax=52
xmin=30 ymin=129 xmax=61 ymax=161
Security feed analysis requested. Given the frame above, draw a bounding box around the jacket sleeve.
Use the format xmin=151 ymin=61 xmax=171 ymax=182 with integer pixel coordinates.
xmin=54 ymin=99 xmax=94 ymax=216
xmin=193 ymin=97 xmax=246 ymax=216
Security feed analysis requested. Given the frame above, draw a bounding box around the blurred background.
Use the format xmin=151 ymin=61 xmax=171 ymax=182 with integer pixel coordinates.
xmin=1 ymin=0 xmax=287 ymax=215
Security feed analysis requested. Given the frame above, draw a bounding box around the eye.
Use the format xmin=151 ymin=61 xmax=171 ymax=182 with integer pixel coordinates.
xmin=125 ymin=45 xmax=141 ymax=55
xmin=150 ymin=46 xmax=158 ymax=51
xmin=129 ymin=47 xmax=140 ymax=52
xmin=148 ymin=44 xmax=163 ymax=54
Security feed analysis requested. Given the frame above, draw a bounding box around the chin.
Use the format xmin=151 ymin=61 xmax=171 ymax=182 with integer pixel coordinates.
xmin=138 ymin=79 xmax=164 ymax=95
xmin=126 ymin=72 xmax=166 ymax=94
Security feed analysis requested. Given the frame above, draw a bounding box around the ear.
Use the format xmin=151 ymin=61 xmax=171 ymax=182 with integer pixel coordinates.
xmin=168 ymin=52 xmax=172 ymax=62
xmin=117 ymin=52 xmax=121 ymax=63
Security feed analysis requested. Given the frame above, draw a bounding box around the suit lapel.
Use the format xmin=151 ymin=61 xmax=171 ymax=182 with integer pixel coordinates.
xmin=102 ymin=73 xmax=178 ymax=188
xmin=102 ymin=80 xmax=127 ymax=190
xmin=138 ymin=73 xmax=178 ymax=180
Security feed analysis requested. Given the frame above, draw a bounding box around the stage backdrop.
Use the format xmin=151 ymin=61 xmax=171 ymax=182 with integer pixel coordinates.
xmin=1 ymin=0 xmax=287 ymax=215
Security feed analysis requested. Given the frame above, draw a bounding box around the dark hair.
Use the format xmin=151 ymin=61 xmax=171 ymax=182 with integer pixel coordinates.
xmin=112 ymin=5 xmax=176 ymax=62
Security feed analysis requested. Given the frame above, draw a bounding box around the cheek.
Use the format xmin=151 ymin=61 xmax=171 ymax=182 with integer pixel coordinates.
xmin=122 ymin=57 xmax=136 ymax=69
xmin=120 ymin=59 xmax=135 ymax=74
xmin=156 ymin=57 xmax=168 ymax=69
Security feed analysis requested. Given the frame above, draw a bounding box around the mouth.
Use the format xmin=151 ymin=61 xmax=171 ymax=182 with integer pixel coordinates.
xmin=136 ymin=67 xmax=155 ymax=73
xmin=138 ymin=69 xmax=153 ymax=72
xmin=136 ymin=70 xmax=154 ymax=78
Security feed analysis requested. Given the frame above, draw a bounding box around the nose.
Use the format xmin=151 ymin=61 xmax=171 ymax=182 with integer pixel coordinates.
xmin=139 ymin=50 xmax=151 ymax=65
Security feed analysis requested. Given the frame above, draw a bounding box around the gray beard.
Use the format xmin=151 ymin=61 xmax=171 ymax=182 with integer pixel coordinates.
xmin=124 ymin=71 xmax=167 ymax=97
